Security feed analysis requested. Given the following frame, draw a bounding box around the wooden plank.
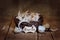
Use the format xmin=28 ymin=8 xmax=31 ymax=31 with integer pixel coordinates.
xmin=38 ymin=32 xmax=53 ymax=40
xmin=4 ymin=16 xmax=13 ymax=40
xmin=0 ymin=30 xmax=5 ymax=40
xmin=0 ymin=34 xmax=5 ymax=40
xmin=51 ymin=30 xmax=60 ymax=40
xmin=0 ymin=16 xmax=15 ymax=40
xmin=6 ymin=32 xmax=37 ymax=40
xmin=0 ymin=24 xmax=9 ymax=40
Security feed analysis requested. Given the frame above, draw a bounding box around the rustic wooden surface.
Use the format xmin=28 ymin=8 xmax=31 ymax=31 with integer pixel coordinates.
xmin=37 ymin=32 xmax=53 ymax=40
xmin=0 ymin=25 xmax=5 ymax=40
xmin=0 ymin=16 xmax=60 ymax=40
xmin=0 ymin=0 xmax=60 ymax=40
xmin=6 ymin=32 xmax=37 ymax=40
xmin=51 ymin=30 xmax=60 ymax=40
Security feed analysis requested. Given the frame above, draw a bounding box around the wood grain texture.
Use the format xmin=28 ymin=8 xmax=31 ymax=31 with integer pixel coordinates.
xmin=38 ymin=32 xmax=53 ymax=40
xmin=6 ymin=32 xmax=37 ymax=40
xmin=51 ymin=30 xmax=60 ymax=40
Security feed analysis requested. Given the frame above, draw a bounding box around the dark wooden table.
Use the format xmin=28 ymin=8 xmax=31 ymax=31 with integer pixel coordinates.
xmin=0 ymin=16 xmax=60 ymax=40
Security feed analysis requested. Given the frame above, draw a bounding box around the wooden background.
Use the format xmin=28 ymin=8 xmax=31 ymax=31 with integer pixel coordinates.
xmin=0 ymin=0 xmax=60 ymax=40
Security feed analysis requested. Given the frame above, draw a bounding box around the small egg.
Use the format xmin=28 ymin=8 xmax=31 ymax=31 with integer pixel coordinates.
xmin=38 ymin=25 xmax=45 ymax=32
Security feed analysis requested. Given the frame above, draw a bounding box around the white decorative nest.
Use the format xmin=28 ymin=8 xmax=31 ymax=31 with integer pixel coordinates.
xmin=23 ymin=25 xmax=36 ymax=33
